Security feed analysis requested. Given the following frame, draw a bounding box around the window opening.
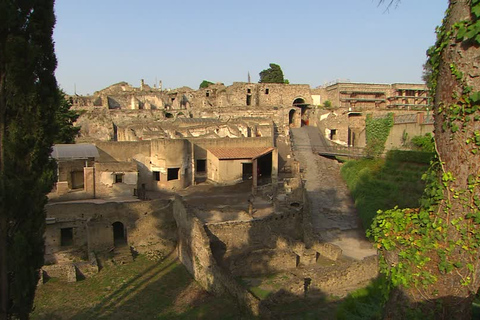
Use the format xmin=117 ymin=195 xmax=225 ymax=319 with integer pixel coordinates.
xmin=246 ymin=95 xmax=252 ymax=106
xmin=330 ymin=129 xmax=337 ymax=140
xmin=115 ymin=173 xmax=123 ymax=183
xmin=61 ymin=228 xmax=73 ymax=246
xmin=153 ymin=171 xmax=160 ymax=181
xmin=265 ymin=88 xmax=269 ymax=94
xmin=196 ymin=159 xmax=206 ymax=172
xmin=167 ymin=168 xmax=179 ymax=181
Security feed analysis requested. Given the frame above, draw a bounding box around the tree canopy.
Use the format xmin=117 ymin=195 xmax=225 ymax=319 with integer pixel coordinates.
xmin=259 ymin=63 xmax=285 ymax=84
xmin=199 ymin=80 xmax=214 ymax=89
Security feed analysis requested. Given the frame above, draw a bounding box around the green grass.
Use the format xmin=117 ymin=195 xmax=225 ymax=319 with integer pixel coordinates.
xmin=336 ymin=277 xmax=389 ymax=320
xmin=32 ymin=254 xmax=243 ymax=320
xmin=341 ymin=150 xmax=433 ymax=231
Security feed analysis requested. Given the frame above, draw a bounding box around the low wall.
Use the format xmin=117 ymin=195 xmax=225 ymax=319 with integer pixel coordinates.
xmin=173 ymin=196 xmax=270 ymax=317
xmin=205 ymin=210 xmax=303 ymax=254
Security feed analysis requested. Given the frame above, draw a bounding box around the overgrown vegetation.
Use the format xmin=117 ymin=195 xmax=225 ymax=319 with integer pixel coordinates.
xmin=341 ymin=150 xmax=433 ymax=230
xmin=410 ymin=133 xmax=435 ymax=153
xmin=364 ymin=113 xmax=394 ymax=158
xmin=368 ymin=1 xmax=480 ymax=316
xmin=336 ymin=276 xmax=389 ymax=320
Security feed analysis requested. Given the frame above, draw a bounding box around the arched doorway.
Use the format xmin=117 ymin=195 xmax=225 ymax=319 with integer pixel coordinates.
xmin=292 ymin=97 xmax=309 ymax=126
xmin=112 ymin=221 xmax=127 ymax=246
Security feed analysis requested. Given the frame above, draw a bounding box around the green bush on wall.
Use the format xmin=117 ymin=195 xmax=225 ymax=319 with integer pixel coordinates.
xmin=365 ymin=113 xmax=394 ymax=158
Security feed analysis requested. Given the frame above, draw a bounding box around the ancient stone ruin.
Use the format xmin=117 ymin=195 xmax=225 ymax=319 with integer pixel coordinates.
xmin=42 ymin=79 xmax=432 ymax=316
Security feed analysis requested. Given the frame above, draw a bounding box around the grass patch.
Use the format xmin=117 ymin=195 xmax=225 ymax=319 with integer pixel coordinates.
xmin=336 ymin=276 xmax=389 ymax=320
xmin=32 ymin=254 xmax=243 ymax=320
xmin=341 ymin=150 xmax=432 ymax=230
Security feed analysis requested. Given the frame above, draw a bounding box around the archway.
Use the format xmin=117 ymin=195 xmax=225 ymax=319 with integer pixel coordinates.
xmin=288 ymin=109 xmax=296 ymax=126
xmin=292 ymin=97 xmax=309 ymax=126
xmin=112 ymin=221 xmax=127 ymax=246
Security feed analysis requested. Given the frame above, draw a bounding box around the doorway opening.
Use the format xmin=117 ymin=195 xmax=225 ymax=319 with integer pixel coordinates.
xmin=112 ymin=221 xmax=127 ymax=246
xmin=242 ymin=163 xmax=253 ymax=181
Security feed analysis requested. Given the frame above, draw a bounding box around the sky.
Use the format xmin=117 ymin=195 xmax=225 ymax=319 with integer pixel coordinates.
xmin=53 ymin=0 xmax=448 ymax=95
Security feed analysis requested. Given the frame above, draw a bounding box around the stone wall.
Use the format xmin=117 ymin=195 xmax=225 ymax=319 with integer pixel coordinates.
xmin=205 ymin=211 xmax=303 ymax=254
xmin=44 ymin=199 xmax=176 ymax=264
xmin=172 ymin=196 xmax=270 ymax=317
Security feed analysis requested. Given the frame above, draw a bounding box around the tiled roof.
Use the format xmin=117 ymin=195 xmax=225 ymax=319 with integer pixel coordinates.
xmin=208 ymin=147 xmax=274 ymax=160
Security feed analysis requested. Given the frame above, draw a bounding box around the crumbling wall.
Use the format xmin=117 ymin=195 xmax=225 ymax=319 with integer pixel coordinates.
xmin=205 ymin=211 xmax=303 ymax=253
xmin=173 ymin=196 xmax=270 ymax=317
xmin=44 ymin=199 xmax=176 ymax=264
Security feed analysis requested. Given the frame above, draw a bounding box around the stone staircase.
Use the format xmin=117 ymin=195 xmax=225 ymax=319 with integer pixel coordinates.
xmin=112 ymin=245 xmax=134 ymax=265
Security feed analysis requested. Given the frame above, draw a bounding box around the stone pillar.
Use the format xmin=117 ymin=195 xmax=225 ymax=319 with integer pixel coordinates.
xmin=252 ymin=159 xmax=258 ymax=195
xmin=271 ymin=149 xmax=278 ymax=187
xmin=84 ymin=167 xmax=95 ymax=198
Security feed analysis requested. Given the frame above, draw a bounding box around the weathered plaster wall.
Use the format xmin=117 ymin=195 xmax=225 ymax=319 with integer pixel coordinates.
xmin=44 ymin=199 xmax=176 ymax=264
xmin=94 ymin=162 xmax=138 ymax=198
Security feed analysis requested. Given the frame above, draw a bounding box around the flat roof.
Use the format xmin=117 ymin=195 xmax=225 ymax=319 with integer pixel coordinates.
xmin=51 ymin=144 xmax=99 ymax=160
xmin=208 ymin=147 xmax=274 ymax=160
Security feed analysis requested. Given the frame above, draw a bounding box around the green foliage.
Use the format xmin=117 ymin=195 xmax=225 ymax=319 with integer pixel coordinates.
xmin=259 ymin=63 xmax=285 ymax=84
xmin=54 ymin=90 xmax=80 ymax=144
xmin=341 ymin=151 xmax=432 ymax=230
xmin=199 ymin=80 xmax=214 ymax=89
xmin=365 ymin=113 xmax=394 ymax=158
xmin=409 ymin=133 xmax=435 ymax=153
xmin=323 ymin=100 xmax=333 ymax=109
xmin=284 ymin=79 xmax=290 ymax=84
xmin=0 ymin=1 xmax=60 ymax=318
xmin=336 ymin=276 xmax=390 ymax=320
xmin=367 ymin=1 xmax=480 ymax=299
xmin=385 ymin=149 xmax=435 ymax=164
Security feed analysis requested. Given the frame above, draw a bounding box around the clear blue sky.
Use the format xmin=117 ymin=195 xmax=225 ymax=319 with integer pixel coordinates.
xmin=53 ymin=0 xmax=448 ymax=95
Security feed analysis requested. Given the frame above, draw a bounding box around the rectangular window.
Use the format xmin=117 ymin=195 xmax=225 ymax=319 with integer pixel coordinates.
xmin=330 ymin=129 xmax=337 ymax=140
xmin=167 ymin=168 xmax=179 ymax=181
xmin=206 ymin=91 xmax=210 ymax=97
xmin=246 ymin=95 xmax=252 ymax=106
xmin=196 ymin=159 xmax=206 ymax=173
xmin=61 ymin=228 xmax=73 ymax=246
xmin=265 ymin=88 xmax=269 ymax=94
xmin=153 ymin=171 xmax=160 ymax=181
xmin=115 ymin=173 xmax=123 ymax=183
xmin=247 ymin=88 xmax=251 ymax=94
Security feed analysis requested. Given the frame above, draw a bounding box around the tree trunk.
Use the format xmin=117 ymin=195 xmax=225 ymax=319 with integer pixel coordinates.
xmin=380 ymin=1 xmax=480 ymax=319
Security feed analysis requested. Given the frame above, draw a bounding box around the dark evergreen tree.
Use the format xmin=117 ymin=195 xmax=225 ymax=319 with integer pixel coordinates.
xmin=258 ymin=63 xmax=285 ymax=83
xmin=55 ymin=91 xmax=80 ymax=144
xmin=0 ymin=1 xmax=60 ymax=319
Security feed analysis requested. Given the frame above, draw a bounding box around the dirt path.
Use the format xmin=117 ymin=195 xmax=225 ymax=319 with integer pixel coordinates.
xmin=291 ymin=126 xmax=376 ymax=260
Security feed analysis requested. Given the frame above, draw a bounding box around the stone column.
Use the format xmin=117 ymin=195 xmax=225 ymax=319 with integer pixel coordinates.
xmin=84 ymin=167 xmax=95 ymax=198
xmin=252 ymin=159 xmax=258 ymax=195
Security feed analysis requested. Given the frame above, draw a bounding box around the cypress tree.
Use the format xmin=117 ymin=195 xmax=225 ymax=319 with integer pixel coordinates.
xmin=0 ymin=1 xmax=59 ymax=318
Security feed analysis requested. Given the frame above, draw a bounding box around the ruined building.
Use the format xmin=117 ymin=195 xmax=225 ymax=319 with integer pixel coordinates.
xmin=41 ymin=79 xmax=432 ymax=316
